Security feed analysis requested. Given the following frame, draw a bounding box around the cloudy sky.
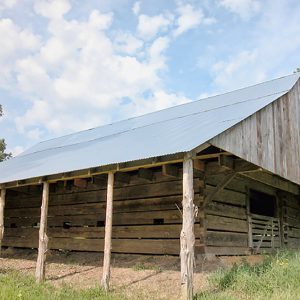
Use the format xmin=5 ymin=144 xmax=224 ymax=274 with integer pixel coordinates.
xmin=0 ymin=0 xmax=300 ymax=155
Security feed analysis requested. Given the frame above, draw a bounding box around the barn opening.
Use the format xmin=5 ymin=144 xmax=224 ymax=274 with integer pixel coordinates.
xmin=249 ymin=189 xmax=277 ymax=217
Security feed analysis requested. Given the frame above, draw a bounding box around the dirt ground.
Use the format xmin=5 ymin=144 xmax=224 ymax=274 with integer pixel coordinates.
xmin=0 ymin=248 xmax=264 ymax=300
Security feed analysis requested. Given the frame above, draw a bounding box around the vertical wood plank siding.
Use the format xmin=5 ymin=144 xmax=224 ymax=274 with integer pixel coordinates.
xmin=210 ymin=80 xmax=300 ymax=185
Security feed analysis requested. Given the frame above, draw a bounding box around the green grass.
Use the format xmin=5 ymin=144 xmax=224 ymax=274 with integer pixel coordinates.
xmin=0 ymin=270 xmax=124 ymax=300
xmin=196 ymin=251 xmax=300 ymax=300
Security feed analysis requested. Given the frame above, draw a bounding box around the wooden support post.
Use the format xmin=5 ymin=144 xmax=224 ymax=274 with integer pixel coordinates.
xmin=101 ymin=171 xmax=114 ymax=291
xmin=180 ymin=154 xmax=196 ymax=300
xmin=35 ymin=182 xmax=49 ymax=283
xmin=0 ymin=189 xmax=6 ymax=256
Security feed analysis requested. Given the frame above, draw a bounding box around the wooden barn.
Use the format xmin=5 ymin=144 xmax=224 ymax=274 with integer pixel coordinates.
xmin=0 ymin=73 xmax=300 ymax=298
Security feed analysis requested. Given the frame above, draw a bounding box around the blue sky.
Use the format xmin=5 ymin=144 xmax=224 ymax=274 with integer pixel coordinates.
xmin=0 ymin=0 xmax=300 ymax=155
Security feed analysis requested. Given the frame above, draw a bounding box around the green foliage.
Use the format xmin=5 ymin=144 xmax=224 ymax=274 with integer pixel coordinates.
xmin=0 ymin=104 xmax=12 ymax=162
xmin=196 ymin=251 xmax=300 ymax=300
xmin=294 ymin=67 xmax=300 ymax=73
xmin=0 ymin=270 xmax=124 ymax=300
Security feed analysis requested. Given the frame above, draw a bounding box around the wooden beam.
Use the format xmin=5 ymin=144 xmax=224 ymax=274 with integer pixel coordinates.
xmin=0 ymin=189 xmax=6 ymax=256
xmin=35 ymin=182 xmax=49 ymax=283
xmin=162 ymin=164 xmax=180 ymax=178
xmin=115 ymin=172 xmax=130 ymax=184
xmin=101 ymin=171 xmax=114 ymax=291
xmin=204 ymin=172 xmax=237 ymax=208
xmin=73 ymin=178 xmax=88 ymax=188
xmin=180 ymin=155 xmax=195 ymax=300
xmin=206 ymin=158 xmax=260 ymax=176
xmin=193 ymin=159 xmax=205 ymax=171
xmin=241 ymin=171 xmax=300 ymax=195
xmin=0 ymin=152 xmax=185 ymax=189
xmin=138 ymin=168 xmax=154 ymax=181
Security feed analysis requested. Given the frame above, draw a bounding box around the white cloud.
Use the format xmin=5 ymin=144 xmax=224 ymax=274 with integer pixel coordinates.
xmin=114 ymin=32 xmax=143 ymax=54
xmin=0 ymin=0 xmax=16 ymax=11
xmin=137 ymin=13 xmax=174 ymax=39
xmin=132 ymin=1 xmax=140 ymax=15
xmin=4 ymin=7 xmax=190 ymax=138
xmin=0 ymin=18 xmax=40 ymax=88
xmin=208 ymin=1 xmax=300 ymax=92
xmin=211 ymin=50 xmax=266 ymax=90
xmin=219 ymin=0 xmax=261 ymax=20
xmin=123 ymin=89 xmax=190 ymax=116
xmin=9 ymin=145 xmax=24 ymax=156
xmin=34 ymin=0 xmax=71 ymax=19
xmin=174 ymin=4 xmax=206 ymax=37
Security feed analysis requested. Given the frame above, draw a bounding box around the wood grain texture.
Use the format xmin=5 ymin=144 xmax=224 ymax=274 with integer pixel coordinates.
xmin=180 ymin=157 xmax=195 ymax=300
xmin=35 ymin=182 xmax=49 ymax=283
xmin=210 ymin=79 xmax=300 ymax=186
xmin=102 ymin=172 xmax=114 ymax=291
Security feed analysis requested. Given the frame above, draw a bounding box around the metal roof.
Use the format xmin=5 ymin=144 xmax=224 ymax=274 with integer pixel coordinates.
xmin=0 ymin=73 xmax=299 ymax=184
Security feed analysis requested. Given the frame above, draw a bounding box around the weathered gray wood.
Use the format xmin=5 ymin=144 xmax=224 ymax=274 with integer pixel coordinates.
xmin=204 ymin=172 xmax=237 ymax=207
xmin=0 ymin=189 xmax=6 ymax=256
xmin=241 ymin=172 xmax=299 ymax=195
xmin=180 ymin=156 xmax=195 ymax=300
xmin=246 ymin=189 xmax=253 ymax=249
xmin=101 ymin=171 xmax=114 ymax=291
xmin=35 ymin=182 xmax=49 ymax=283
xmin=210 ymin=79 xmax=300 ymax=186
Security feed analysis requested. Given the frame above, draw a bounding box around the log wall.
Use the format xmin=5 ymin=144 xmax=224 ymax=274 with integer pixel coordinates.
xmin=202 ymin=173 xmax=296 ymax=255
xmin=280 ymin=192 xmax=300 ymax=249
xmin=3 ymin=167 xmax=300 ymax=256
xmin=203 ymin=173 xmax=249 ymax=255
xmin=3 ymin=168 xmax=204 ymax=256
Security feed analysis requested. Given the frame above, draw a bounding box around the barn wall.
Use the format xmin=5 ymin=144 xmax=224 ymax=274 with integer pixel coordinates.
xmin=3 ymin=169 xmax=300 ymax=256
xmin=210 ymin=79 xmax=300 ymax=186
xmin=280 ymin=192 xmax=300 ymax=249
xmin=2 ymin=168 xmax=204 ymax=256
xmin=202 ymin=173 xmax=295 ymax=255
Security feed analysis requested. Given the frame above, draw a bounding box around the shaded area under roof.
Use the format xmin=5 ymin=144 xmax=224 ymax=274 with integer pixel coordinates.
xmin=0 ymin=73 xmax=299 ymax=184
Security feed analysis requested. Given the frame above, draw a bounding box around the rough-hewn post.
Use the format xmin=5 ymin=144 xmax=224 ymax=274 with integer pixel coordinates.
xmin=101 ymin=171 xmax=114 ymax=291
xmin=0 ymin=189 xmax=6 ymax=256
xmin=181 ymin=154 xmax=195 ymax=300
xmin=35 ymin=182 xmax=49 ymax=283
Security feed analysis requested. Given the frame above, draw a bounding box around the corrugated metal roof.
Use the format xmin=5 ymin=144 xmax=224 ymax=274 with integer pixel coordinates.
xmin=0 ymin=73 xmax=299 ymax=184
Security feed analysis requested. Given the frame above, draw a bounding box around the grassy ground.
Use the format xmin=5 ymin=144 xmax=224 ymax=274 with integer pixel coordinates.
xmin=196 ymin=251 xmax=300 ymax=300
xmin=0 ymin=270 xmax=124 ymax=300
xmin=2 ymin=251 xmax=300 ymax=299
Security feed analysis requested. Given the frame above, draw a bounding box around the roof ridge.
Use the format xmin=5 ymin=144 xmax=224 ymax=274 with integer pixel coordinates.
xmin=17 ymin=89 xmax=289 ymax=159
xmin=30 ymin=72 xmax=299 ymax=148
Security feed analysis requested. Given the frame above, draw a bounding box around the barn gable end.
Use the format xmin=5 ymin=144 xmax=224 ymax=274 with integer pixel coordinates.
xmin=210 ymin=78 xmax=300 ymax=185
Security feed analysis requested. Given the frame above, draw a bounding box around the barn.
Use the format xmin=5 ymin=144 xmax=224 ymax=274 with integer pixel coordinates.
xmin=0 ymin=72 xmax=300 ymax=297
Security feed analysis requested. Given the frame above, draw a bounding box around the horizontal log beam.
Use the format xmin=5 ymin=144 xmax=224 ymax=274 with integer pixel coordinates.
xmin=0 ymin=153 xmax=185 ymax=189
xmin=241 ymin=172 xmax=300 ymax=195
